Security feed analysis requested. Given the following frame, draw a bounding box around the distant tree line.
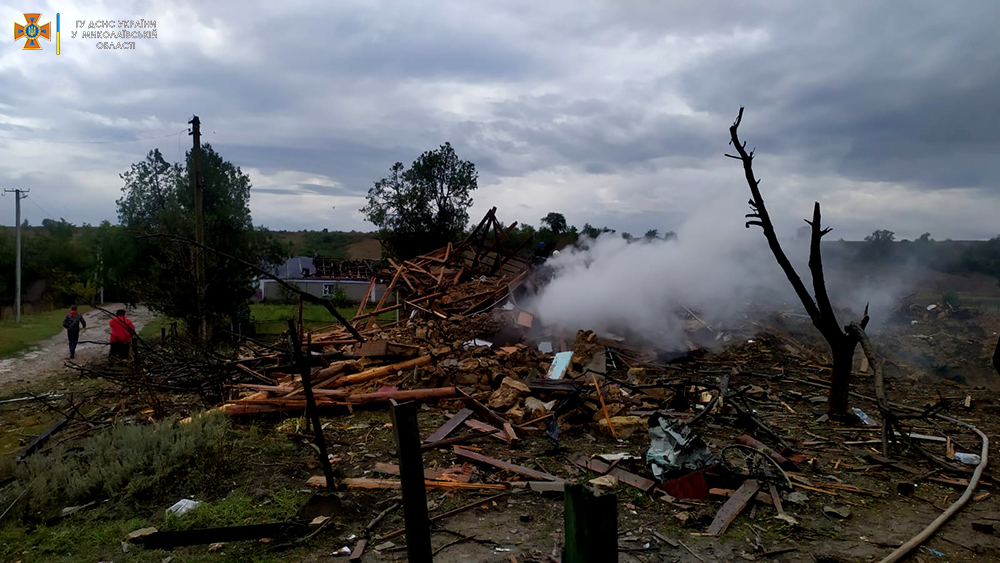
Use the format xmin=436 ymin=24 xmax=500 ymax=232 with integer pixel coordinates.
xmin=0 ymin=145 xmax=286 ymax=336
xmin=0 ymin=219 xmax=113 ymax=310
xmin=855 ymin=229 xmax=1000 ymax=285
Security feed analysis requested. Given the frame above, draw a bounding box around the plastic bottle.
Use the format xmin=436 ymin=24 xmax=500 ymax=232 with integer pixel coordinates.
xmin=852 ymin=407 xmax=877 ymax=426
xmin=954 ymin=452 xmax=982 ymax=465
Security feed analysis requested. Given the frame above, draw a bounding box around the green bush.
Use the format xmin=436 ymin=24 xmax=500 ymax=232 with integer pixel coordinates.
xmin=8 ymin=412 xmax=234 ymax=519
xmin=326 ymin=284 xmax=352 ymax=308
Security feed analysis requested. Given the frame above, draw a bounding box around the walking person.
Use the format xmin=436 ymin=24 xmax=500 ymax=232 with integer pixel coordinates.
xmin=62 ymin=305 xmax=87 ymax=359
xmin=108 ymin=308 xmax=135 ymax=361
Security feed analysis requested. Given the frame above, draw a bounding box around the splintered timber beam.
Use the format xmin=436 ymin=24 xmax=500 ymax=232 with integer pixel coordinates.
xmin=329 ymin=355 xmax=432 ymax=388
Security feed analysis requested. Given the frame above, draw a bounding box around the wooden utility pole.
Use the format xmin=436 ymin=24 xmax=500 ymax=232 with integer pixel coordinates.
xmin=189 ymin=116 xmax=207 ymax=342
xmin=4 ymin=188 xmax=28 ymax=323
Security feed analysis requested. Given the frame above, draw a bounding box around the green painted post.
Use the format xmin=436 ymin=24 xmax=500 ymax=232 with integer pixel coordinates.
xmin=563 ymin=484 xmax=617 ymax=563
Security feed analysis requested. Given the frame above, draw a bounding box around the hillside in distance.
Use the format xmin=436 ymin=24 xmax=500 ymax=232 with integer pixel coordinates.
xmin=270 ymin=229 xmax=381 ymax=260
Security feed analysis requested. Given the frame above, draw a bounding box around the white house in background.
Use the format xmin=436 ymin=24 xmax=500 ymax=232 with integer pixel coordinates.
xmin=256 ymin=256 xmax=388 ymax=303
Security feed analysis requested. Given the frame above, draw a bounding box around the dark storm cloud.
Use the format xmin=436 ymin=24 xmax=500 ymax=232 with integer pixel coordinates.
xmin=2 ymin=0 xmax=999 ymax=239
xmin=669 ymin=1 xmax=1000 ymax=190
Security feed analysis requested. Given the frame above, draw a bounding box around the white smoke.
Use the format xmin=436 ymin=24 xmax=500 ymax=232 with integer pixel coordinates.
xmin=525 ymin=202 xmax=920 ymax=350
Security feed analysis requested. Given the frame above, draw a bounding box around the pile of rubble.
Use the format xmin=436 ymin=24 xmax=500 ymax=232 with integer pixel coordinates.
xmin=205 ymin=209 xmax=988 ymax=558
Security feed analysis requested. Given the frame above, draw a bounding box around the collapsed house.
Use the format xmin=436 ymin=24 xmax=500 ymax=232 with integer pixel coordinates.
xmin=258 ymin=257 xmax=387 ymax=303
xmin=110 ymin=207 xmax=984 ymax=560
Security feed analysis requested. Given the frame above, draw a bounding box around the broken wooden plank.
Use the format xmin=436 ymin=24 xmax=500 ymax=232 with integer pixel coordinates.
xmin=769 ymin=484 xmax=784 ymax=515
xmin=306 ymin=477 xmax=507 ymax=490
xmin=350 ymin=539 xmax=367 ymax=562
xmin=424 ymin=408 xmax=473 ymax=443
xmin=420 ymin=429 xmax=495 ymax=451
xmin=705 ymin=480 xmax=760 ymax=536
xmin=458 ymin=391 xmax=518 ymax=442
xmin=738 ymin=434 xmax=794 ymax=469
xmin=571 ymin=455 xmax=656 ymax=492
xmin=453 ymin=447 xmax=564 ymax=482
xmin=651 ymin=530 xmax=679 ymax=548
xmin=373 ymin=462 xmax=472 ymax=483
xmin=463 ymin=418 xmax=512 ymax=444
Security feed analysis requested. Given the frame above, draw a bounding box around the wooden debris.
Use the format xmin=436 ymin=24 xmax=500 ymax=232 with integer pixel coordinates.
xmin=424 ymin=408 xmax=473 ymax=443
xmin=705 ymin=480 xmax=760 ymax=536
xmin=453 ymin=447 xmax=564 ymax=482
xmin=306 ymin=477 xmax=506 ymax=490
xmin=349 ymin=539 xmax=367 ymax=562
xmin=329 ymin=355 xmax=432 ymax=388
xmin=570 ymin=455 xmax=655 ymax=492
xmin=373 ymin=462 xmax=472 ymax=483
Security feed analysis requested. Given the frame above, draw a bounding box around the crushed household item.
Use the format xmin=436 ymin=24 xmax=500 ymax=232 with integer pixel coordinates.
xmin=646 ymin=414 xmax=717 ymax=479
xmin=547 ymin=351 xmax=573 ymax=379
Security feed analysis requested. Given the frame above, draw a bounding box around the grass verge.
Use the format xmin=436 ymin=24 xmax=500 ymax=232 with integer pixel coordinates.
xmin=250 ymin=302 xmax=397 ymax=334
xmin=0 ymin=306 xmax=91 ymax=359
xmin=137 ymin=315 xmax=174 ymax=341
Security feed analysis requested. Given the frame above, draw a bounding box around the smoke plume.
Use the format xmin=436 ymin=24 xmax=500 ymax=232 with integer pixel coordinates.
xmin=525 ymin=204 xmax=918 ymax=351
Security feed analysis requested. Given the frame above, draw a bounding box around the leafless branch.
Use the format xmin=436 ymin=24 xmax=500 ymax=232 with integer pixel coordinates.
xmin=729 ymin=107 xmax=822 ymax=324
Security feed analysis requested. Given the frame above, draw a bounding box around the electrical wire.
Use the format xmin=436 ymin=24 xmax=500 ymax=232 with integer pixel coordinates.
xmin=25 ymin=195 xmax=58 ymax=220
xmin=0 ymin=129 xmax=187 ymax=145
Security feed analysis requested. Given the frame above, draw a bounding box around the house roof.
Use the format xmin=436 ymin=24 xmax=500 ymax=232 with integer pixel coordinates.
xmin=271 ymin=256 xmax=315 ymax=279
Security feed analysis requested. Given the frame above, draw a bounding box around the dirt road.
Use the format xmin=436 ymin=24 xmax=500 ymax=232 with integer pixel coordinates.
xmin=0 ymin=304 xmax=156 ymax=387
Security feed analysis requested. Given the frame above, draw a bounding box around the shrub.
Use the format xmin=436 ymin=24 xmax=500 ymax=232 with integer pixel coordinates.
xmin=326 ymin=284 xmax=353 ymax=308
xmin=9 ymin=412 xmax=234 ymax=519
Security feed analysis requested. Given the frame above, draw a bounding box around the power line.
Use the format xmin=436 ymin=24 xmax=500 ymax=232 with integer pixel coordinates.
xmin=0 ymin=129 xmax=187 ymax=145
xmin=25 ymin=195 xmax=57 ymax=220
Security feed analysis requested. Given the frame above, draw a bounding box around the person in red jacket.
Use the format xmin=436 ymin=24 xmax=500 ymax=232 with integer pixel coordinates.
xmin=109 ymin=308 xmax=135 ymax=360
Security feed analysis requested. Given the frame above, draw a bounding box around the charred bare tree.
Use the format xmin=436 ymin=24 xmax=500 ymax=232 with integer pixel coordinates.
xmin=728 ymin=107 xmax=868 ymax=416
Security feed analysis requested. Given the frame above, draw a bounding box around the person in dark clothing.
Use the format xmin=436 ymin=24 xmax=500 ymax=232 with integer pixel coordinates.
xmin=62 ymin=305 xmax=87 ymax=359
xmin=109 ymin=309 xmax=136 ymax=360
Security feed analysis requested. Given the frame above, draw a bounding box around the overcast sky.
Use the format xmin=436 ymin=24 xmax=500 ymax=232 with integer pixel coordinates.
xmin=2 ymin=1 xmax=998 ymax=240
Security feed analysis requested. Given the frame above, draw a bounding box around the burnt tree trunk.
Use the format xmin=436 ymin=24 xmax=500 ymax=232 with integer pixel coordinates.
xmin=828 ymin=337 xmax=859 ymax=415
xmin=728 ymin=107 xmax=868 ymax=416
